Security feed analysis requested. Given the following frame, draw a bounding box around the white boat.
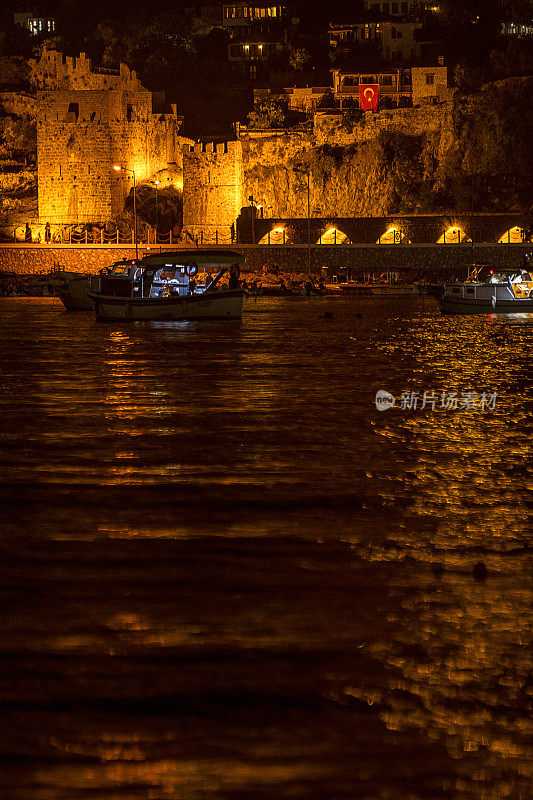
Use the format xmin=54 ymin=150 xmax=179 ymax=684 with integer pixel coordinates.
xmin=433 ymin=264 xmax=533 ymax=315
xmin=339 ymin=272 xmax=418 ymax=296
xmin=88 ymin=250 xmax=246 ymax=321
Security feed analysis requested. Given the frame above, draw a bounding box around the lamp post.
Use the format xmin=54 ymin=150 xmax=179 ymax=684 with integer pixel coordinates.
xmin=248 ymin=194 xmax=255 ymax=244
xmin=294 ymin=167 xmax=311 ymax=273
xmin=155 ymin=180 xmax=160 ymax=244
xmin=113 ymin=164 xmax=137 ymax=259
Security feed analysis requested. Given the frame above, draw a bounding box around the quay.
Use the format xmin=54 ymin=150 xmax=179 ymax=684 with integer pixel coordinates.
xmin=0 ymin=242 xmax=531 ymax=282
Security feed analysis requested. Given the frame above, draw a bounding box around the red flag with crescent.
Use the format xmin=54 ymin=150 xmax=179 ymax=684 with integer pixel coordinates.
xmin=359 ymin=84 xmax=379 ymax=111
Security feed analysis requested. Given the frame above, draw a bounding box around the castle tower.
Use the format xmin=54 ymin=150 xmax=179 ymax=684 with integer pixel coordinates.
xmin=182 ymin=141 xmax=243 ymax=244
xmin=36 ymin=53 xmax=181 ymax=225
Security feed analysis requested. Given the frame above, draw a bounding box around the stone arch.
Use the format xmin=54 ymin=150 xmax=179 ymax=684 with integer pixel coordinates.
xmin=376 ymin=226 xmax=410 ymax=244
xmin=317 ymin=227 xmax=351 ymax=245
xmin=497 ymin=226 xmax=525 ymax=244
xmin=436 ymin=226 xmax=471 ymax=244
xmin=258 ymin=227 xmax=290 ymax=245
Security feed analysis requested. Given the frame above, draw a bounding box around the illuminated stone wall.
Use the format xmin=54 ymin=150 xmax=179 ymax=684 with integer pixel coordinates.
xmin=179 ymin=105 xmax=455 ymax=237
xmin=37 ymin=89 xmax=180 ymax=223
xmin=182 ymin=141 xmax=244 ymax=243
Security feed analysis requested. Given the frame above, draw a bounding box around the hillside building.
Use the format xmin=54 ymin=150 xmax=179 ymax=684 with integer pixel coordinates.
xmin=332 ymin=59 xmax=449 ymax=108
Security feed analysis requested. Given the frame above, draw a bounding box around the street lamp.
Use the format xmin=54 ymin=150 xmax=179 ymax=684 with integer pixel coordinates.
xmin=113 ymin=164 xmax=137 ymax=259
xmin=294 ymin=167 xmax=311 ymax=273
xmin=248 ymin=194 xmax=255 ymax=244
xmin=154 ymin=180 xmax=161 ymax=243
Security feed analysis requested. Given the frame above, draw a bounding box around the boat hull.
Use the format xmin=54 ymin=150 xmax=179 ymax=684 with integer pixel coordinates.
xmin=58 ymin=277 xmax=92 ymax=311
xmin=88 ymin=290 xmax=245 ymax=321
xmin=436 ymin=296 xmax=533 ymax=315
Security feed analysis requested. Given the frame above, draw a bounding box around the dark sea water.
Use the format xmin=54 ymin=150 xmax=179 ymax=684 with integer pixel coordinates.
xmin=0 ymin=295 xmax=531 ymax=800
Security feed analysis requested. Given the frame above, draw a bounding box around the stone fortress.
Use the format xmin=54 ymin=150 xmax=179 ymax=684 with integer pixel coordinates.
xmin=35 ymin=50 xmax=182 ymax=225
xmin=31 ymin=50 xmax=530 ymax=247
xmin=33 ymin=49 xmax=449 ymax=241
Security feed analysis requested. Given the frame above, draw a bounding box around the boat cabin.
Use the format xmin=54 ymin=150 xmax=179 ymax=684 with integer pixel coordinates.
xmin=93 ymin=251 xmax=245 ymax=299
xmin=481 ymin=268 xmax=533 ymax=299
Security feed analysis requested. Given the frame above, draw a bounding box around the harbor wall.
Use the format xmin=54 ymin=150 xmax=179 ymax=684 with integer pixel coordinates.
xmin=0 ymin=243 xmax=529 ymax=277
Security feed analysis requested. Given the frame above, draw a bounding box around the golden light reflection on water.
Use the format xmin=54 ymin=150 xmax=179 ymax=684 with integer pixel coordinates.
xmin=2 ymin=298 xmax=532 ymax=800
xmin=35 ymin=759 xmax=326 ymax=796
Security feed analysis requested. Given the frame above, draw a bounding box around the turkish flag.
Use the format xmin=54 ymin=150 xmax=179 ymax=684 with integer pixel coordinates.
xmin=359 ymin=84 xmax=379 ymax=112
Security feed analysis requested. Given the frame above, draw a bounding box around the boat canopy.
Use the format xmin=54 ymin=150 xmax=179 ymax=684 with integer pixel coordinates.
xmin=141 ymin=250 xmax=245 ymax=268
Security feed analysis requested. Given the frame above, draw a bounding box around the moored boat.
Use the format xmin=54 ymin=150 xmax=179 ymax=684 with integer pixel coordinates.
xmin=88 ymin=250 xmax=246 ymax=321
xmin=339 ymin=282 xmax=418 ymax=296
xmin=57 ymin=275 xmax=93 ymax=310
xmin=432 ymin=263 xmax=533 ymax=315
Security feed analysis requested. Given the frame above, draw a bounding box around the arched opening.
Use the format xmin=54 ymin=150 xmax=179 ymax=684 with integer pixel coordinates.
xmin=258 ymin=227 xmax=288 ymax=245
xmin=376 ymin=227 xmax=410 ymax=244
xmin=317 ymin=227 xmax=351 ymax=245
xmin=436 ymin=227 xmax=471 ymax=244
xmin=498 ymin=226 xmax=524 ymax=243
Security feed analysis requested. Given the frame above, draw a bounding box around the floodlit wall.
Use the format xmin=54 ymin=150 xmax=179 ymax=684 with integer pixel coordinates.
xmin=37 ymin=89 xmax=180 ymax=223
xmin=182 ymin=141 xmax=244 ymax=242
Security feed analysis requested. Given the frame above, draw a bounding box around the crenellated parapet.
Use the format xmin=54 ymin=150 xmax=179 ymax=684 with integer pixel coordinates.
xmin=187 ymin=141 xmax=242 ymax=156
xmin=30 ymin=50 xmax=144 ymax=92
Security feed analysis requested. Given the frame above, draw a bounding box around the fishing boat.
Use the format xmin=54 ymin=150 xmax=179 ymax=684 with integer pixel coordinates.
xmin=88 ymin=250 xmax=246 ymax=321
xmin=432 ymin=263 xmax=533 ymax=315
xmin=57 ymin=274 xmax=93 ymax=310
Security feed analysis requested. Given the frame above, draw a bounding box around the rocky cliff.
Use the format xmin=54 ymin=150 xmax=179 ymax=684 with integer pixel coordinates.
xmin=241 ymin=80 xmax=532 ymax=218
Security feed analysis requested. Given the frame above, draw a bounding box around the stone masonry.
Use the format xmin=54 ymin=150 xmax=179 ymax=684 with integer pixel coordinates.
xmin=182 ymin=141 xmax=244 ymax=244
xmin=36 ymin=52 xmax=181 ymax=224
xmin=30 ymin=50 xmax=144 ymax=92
xmin=0 ymin=243 xmax=529 ymax=279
